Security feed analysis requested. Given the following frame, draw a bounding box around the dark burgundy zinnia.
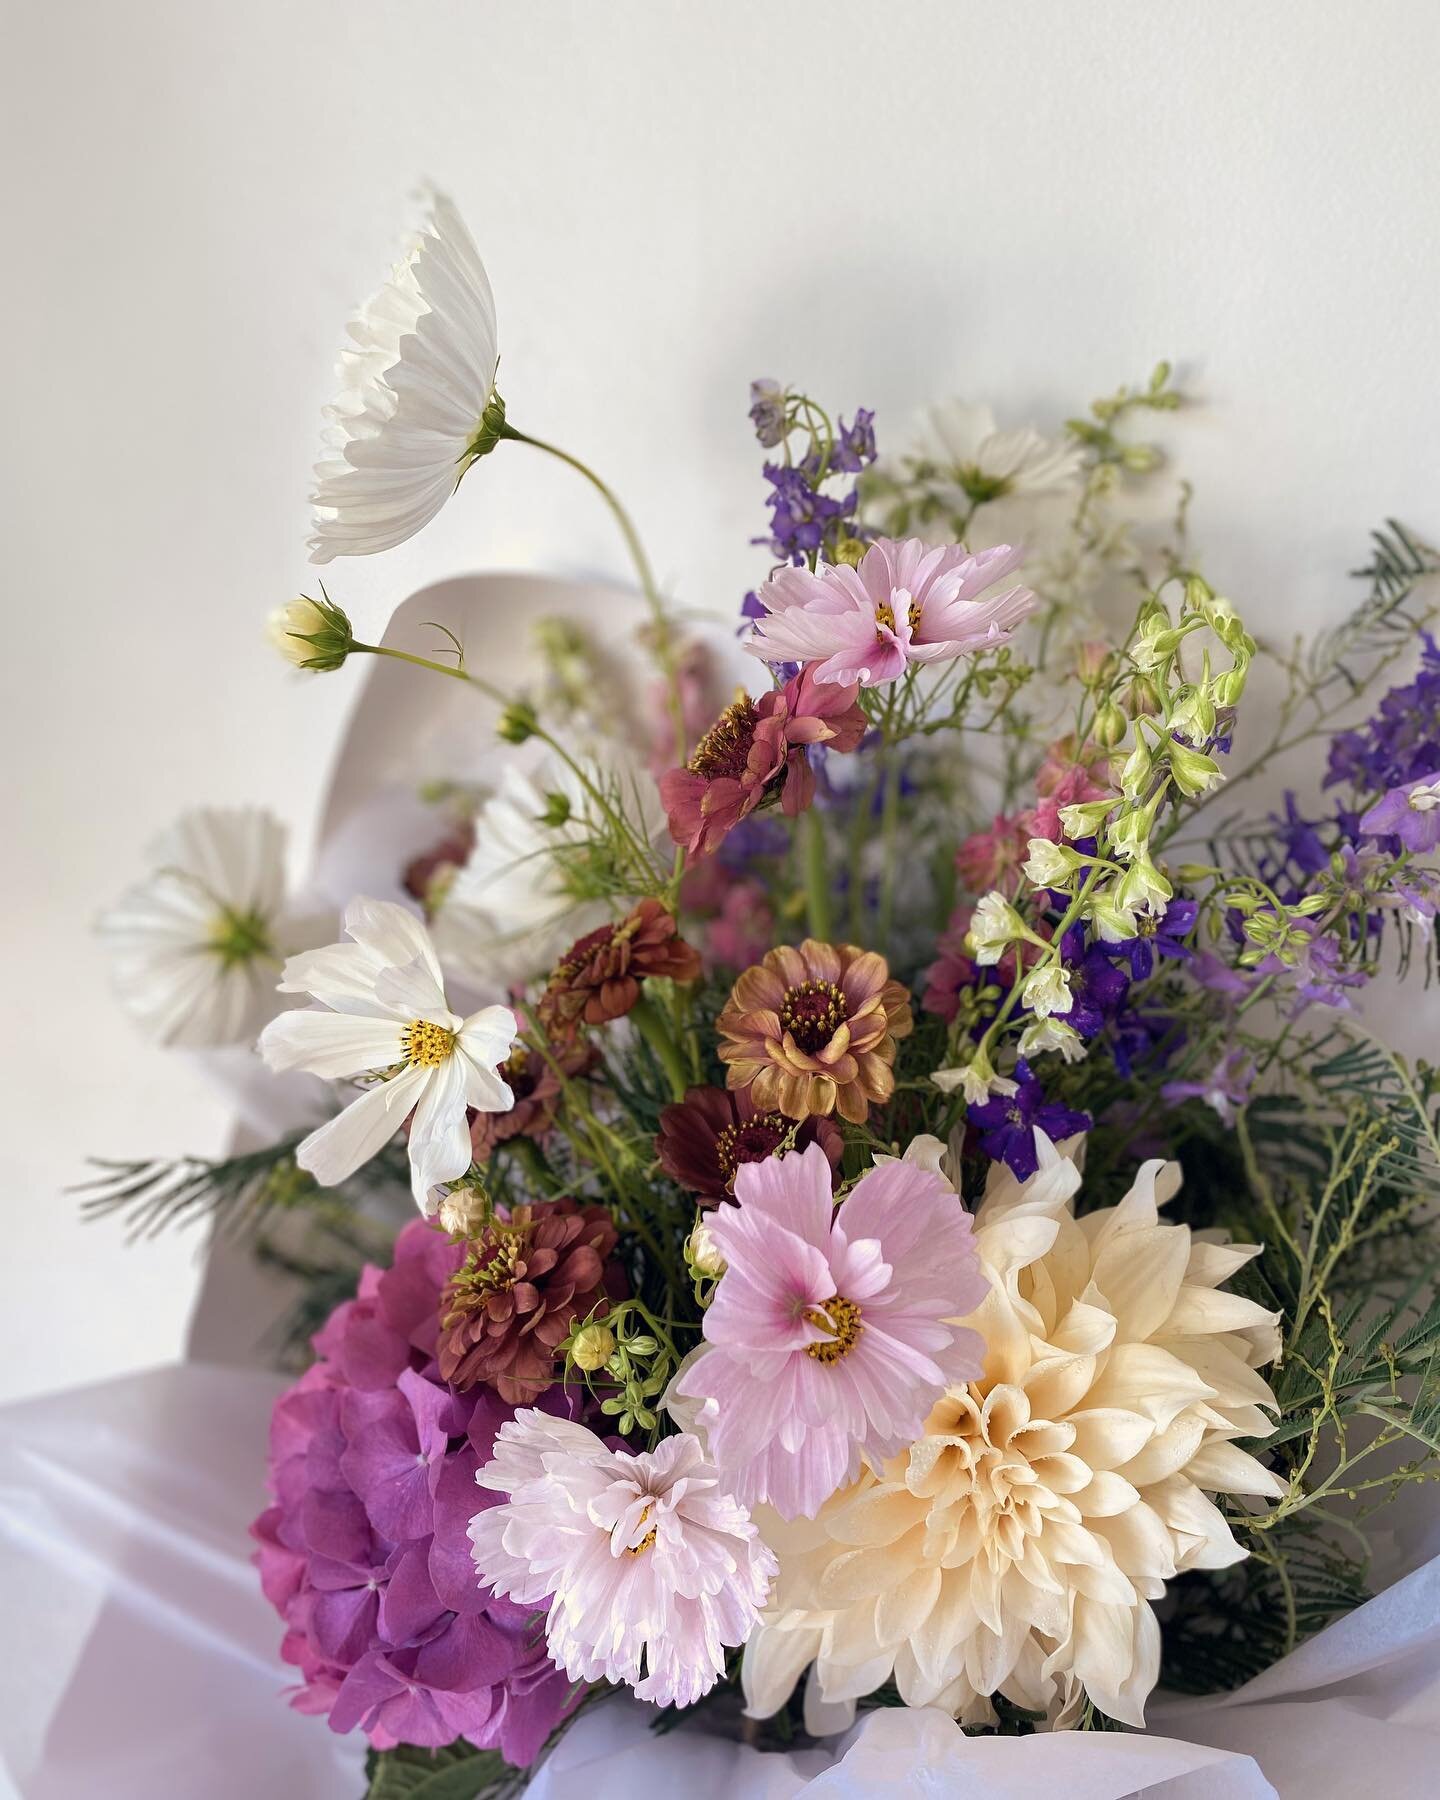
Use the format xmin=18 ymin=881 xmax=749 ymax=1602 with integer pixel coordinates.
xmin=437 ymin=1201 xmax=619 ymax=1403
xmin=468 ymin=1035 xmax=591 ymax=1162
xmin=656 ymin=1083 xmax=844 ymax=1204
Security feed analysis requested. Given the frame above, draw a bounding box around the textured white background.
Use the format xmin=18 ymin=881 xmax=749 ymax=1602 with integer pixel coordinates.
xmin=3 ymin=0 xmax=1439 ymax=1405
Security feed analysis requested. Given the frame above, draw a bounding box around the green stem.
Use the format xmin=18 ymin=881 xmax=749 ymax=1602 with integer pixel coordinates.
xmin=502 ymin=425 xmax=686 ymax=764
xmin=801 ymin=808 xmax=833 ymax=940
xmin=509 ymin=1136 xmax=560 ymax=1195
xmin=502 ymin=426 xmax=663 ymax=624
xmin=357 ymin=642 xmax=471 ymax=682
xmin=353 ymin=643 xmax=667 ymax=891
xmin=876 ymin=740 xmax=902 ymax=952
xmin=628 ymin=992 xmax=690 ymax=1101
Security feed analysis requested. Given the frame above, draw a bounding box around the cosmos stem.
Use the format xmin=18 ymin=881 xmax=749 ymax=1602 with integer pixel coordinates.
xmin=500 ymin=424 xmax=688 ymax=765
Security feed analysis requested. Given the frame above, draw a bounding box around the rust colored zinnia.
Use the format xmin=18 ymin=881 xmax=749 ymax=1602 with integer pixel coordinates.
xmin=437 ymin=1200 xmax=618 ymax=1402
xmin=538 ymin=898 xmax=701 ymax=1034
xmin=656 ymin=1083 xmax=844 ymax=1203
xmin=715 ymin=939 xmax=913 ymax=1124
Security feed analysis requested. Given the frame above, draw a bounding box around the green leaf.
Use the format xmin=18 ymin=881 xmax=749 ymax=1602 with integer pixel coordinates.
xmin=363 ymin=1741 xmax=510 ymax=1800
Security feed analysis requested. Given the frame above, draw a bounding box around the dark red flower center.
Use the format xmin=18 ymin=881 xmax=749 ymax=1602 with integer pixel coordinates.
xmin=688 ymin=696 xmax=758 ymax=781
xmin=780 ymin=979 xmax=847 ymax=1051
xmin=500 ymin=1045 xmax=537 ymax=1102
xmin=714 ymin=1112 xmax=790 ymax=1181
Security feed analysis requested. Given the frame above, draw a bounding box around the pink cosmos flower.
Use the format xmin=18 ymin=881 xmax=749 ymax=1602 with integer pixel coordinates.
xmin=469 ymin=1414 xmax=776 ymax=1708
xmin=660 ymin=666 xmax=866 ymax=857
xmin=671 ymin=1142 xmax=989 ymax=1519
xmin=745 ymin=536 xmax=1036 ymax=688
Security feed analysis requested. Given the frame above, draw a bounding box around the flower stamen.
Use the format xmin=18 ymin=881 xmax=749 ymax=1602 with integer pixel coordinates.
xmin=780 ymin=979 xmax=847 ymax=1052
xmin=804 ymin=1294 xmax=863 ymax=1363
xmin=688 ymin=696 xmax=759 ymax=781
xmin=402 ymin=1018 xmax=456 ymax=1067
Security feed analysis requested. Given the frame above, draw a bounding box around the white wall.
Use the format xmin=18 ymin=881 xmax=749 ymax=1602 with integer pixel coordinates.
xmin=3 ymin=0 xmax=1438 ymax=1404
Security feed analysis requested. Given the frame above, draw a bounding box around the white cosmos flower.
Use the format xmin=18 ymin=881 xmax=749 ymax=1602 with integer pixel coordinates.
xmin=869 ymin=400 xmax=1084 ymax=564
xmin=98 ymin=808 xmax=291 ymax=1048
xmin=432 ymin=752 xmax=668 ymax=990
xmin=309 ymin=187 xmax=500 ymax=563
xmin=257 ymin=897 xmax=516 ymax=1211
xmin=743 ymin=1131 xmax=1284 ymax=1734
xmin=917 ymin=399 xmax=1084 ymax=503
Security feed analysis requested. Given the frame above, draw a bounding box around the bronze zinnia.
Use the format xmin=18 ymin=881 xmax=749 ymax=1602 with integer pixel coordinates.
xmin=436 ymin=1200 xmax=618 ymax=1402
xmin=715 ymin=939 xmax=912 ymax=1124
xmin=656 ymin=1083 xmax=844 ymax=1203
xmin=538 ymin=898 xmax=701 ymax=1034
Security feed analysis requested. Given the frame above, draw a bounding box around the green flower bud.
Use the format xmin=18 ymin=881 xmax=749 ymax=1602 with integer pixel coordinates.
xmin=832 ymin=535 xmax=868 ymax=568
xmin=571 ymin=1322 xmax=617 ymax=1372
xmin=268 ymin=591 xmax=354 ymax=672
xmin=1166 ymin=738 xmax=1223 ymax=798
xmin=1119 ymin=738 xmax=1154 ymax=801
xmin=538 ymin=789 xmax=572 ymax=828
xmin=1059 ymin=797 xmax=1118 ymax=840
xmin=1094 ymin=701 xmax=1128 ymax=748
xmin=1116 ymin=856 xmax=1173 ymax=916
xmin=1169 ymin=687 xmax=1216 ymax=743
xmin=497 ymin=700 xmax=539 ymax=744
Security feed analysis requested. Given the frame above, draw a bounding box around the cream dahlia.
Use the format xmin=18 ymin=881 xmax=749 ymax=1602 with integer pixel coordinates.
xmin=742 ymin=1131 xmax=1284 ymax=1732
xmin=310 ymin=186 xmax=501 ymax=562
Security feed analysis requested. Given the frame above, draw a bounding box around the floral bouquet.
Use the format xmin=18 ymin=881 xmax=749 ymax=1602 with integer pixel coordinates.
xmin=90 ymin=188 xmax=1440 ymax=1796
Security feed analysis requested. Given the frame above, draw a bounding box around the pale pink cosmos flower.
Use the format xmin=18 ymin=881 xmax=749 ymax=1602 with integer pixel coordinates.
xmin=745 ymin=536 xmax=1036 ymax=688
xmin=671 ymin=1142 xmax=989 ymax=1519
xmin=468 ymin=1413 xmax=775 ymax=1708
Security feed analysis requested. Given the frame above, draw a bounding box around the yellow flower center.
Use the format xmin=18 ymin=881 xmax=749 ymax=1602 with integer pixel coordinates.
xmin=402 ymin=1018 xmax=456 ymax=1067
xmin=805 ymin=1294 xmax=863 ymax=1363
xmin=874 ymin=590 xmax=922 ymax=641
xmin=626 ymin=1504 xmax=657 ymax=1555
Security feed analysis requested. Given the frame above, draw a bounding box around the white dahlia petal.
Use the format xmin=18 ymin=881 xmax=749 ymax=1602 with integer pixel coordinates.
xmin=309 ymin=188 xmax=500 ymax=563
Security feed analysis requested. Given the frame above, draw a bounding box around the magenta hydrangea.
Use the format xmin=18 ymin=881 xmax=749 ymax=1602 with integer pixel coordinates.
xmin=251 ymin=1218 xmax=577 ymax=1765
